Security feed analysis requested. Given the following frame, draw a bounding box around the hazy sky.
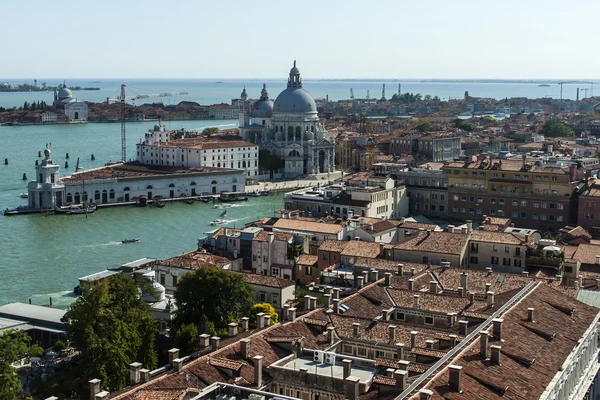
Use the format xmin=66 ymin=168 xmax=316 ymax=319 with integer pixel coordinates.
xmin=2 ymin=0 xmax=599 ymax=79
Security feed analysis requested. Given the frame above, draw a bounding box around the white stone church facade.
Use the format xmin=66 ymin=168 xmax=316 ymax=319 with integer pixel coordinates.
xmin=238 ymin=62 xmax=335 ymax=178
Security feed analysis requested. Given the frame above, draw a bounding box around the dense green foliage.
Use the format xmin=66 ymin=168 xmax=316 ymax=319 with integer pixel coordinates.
xmin=390 ymin=93 xmax=440 ymax=103
xmin=414 ymin=121 xmax=431 ymax=133
xmin=62 ymin=274 xmax=158 ymax=392
xmin=174 ymin=323 xmax=200 ymax=356
xmin=540 ymin=118 xmax=575 ymax=137
xmin=454 ymin=118 xmax=476 ymax=132
xmin=249 ymin=303 xmax=279 ymax=327
xmin=202 ymin=127 xmax=219 ymax=136
xmin=172 ymin=269 xmax=253 ymax=336
xmin=0 ymin=329 xmax=43 ymax=400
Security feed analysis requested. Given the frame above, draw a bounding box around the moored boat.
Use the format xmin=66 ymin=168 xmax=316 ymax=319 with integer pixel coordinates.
xmin=55 ymin=204 xmax=96 ymax=215
xmin=248 ymin=190 xmax=260 ymax=197
xmin=260 ymin=191 xmax=269 ymax=196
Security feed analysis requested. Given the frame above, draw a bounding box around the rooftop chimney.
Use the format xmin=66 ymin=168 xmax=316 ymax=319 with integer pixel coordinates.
xmin=263 ymin=314 xmax=272 ymax=327
xmin=309 ymin=296 xmax=317 ymax=310
xmin=480 ymin=331 xmax=489 ymax=359
xmin=357 ymin=275 xmax=364 ymax=289
xmin=394 ymin=369 xmax=408 ymax=390
xmin=353 ymin=322 xmax=360 ymax=339
xmin=327 ymin=326 xmax=336 ymax=345
xmin=343 ymin=359 xmax=353 ymax=379
xmin=460 ymin=272 xmax=468 ymax=291
xmin=253 ymin=355 xmax=263 ymax=387
xmin=256 ymin=312 xmax=266 ymax=329
xmin=228 ymin=322 xmax=238 ymax=337
xmin=89 ymin=379 xmax=101 ymax=400
xmin=430 ymin=280 xmax=439 ymax=294
xmin=411 ymin=330 xmax=418 ymax=349
xmin=485 ymin=283 xmax=491 ymax=294
xmin=362 ymin=270 xmax=369 ymax=283
xmin=458 ymin=320 xmax=468 ymax=336
xmin=140 ymin=369 xmax=150 ymax=383
xmin=282 ymin=304 xmax=290 ymax=320
xmin=289 ymin=307 xmax=297 ymax=321
xmin=419 ymin=389 xmax=433 ymax=400
xmin=304 ymin=295 xmax=311 ymax=311
xmin=413 ymin=294 xmax=420 ymax=309
xmin=388 ymin=325 xmax=397 ymax=345
xmin=469 ymin=293 xmax=475 ymax=305
xmin=172 ymin=358 xmax=183 ymax=372
xmin=345 ymin=376 xmax=360 ymax=400
xmin=425 ymin=339 xmax=435 ymax=349
xmin=333 ymin=287 xmax=341 ymax=299
xmin=168 ymin=348 xmax=180 ymax=365
xmin=333 ymin=298 xmax=341 ymax=313
xmin=241 ymin=316 xmax=249 ymax=331
xmin=492 ymin=318 xmax=503 ymax=340
xmin=398 ymin=360 xmax=410 ymax=371
xmin=410 ymin=267 xmax=416 ymax=276
xmin=210 ymin=336 xmax=221 ymax=350
xmin=199 ymin=333 xmax=210 ymax=348
xmin=397 ymin=263 xmax=404 ymax=275
xmin=408 ymin=278 xmax=415 ymax=291
xmin=449 ymin=334 xmax=458 ymax=348
xmin=323 ymin=293 xmax=332 ymax=307
xmin=95 ymin=392 xmax=110 ymax=400
xmin=396 ymin=342 xmax=405 ymax=360
xmin=457 ymin=286 xmax=465 ymax=297
xmin=129 ymin=362 xmax=142 ymax=385
xmin=491 ymin=345 xmax=502 ymax=364
xmin=240 ymin=338 xmax=251 ymax=358
xmin=487 ymin=291 xmax=495 ymax=306
xmin=527 ymin=307 xmax=535 ymax=323
xmin=369 ymin=268 xmax=379 ymax=282
xmin=449 ymin=364 xmax=463 ymax=392
xmin=384 ymin=272 xmax=392 ymax=286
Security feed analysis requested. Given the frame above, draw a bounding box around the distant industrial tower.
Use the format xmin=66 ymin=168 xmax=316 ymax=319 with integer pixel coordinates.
xmin=398 ymin=83 xmax=401 ymax=95
xmin=382 ymin=84 xmax=386 ymax=100
xmin=366 ymin=90 xmax=370 ymax=99
xmin=350 ymin=88 xmax=354 ymax=99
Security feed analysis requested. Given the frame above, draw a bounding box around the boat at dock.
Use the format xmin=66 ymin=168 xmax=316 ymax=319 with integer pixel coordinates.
xmin=183 ymin=198 xmax=195 ymax=204
xmin=248 ymin=191 xmax=260 ymax=197
xmin=260 ymin=191 xmax=270 ymax=196
xmin=121 ymin=238 xmax=140 ymax=244
xmin=219 ymin=191 xmax=249 ymax=202
xmin=54 ymin=204 xmax=96 ymax=215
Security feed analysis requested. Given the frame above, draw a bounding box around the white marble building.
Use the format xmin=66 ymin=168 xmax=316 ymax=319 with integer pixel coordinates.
xmin=53 ymin=83 xmax=88 ymax=121
xmin=137 ymin=124 xmax=259 ymax=177
xmin=238 ymin=61 xmax=335 ymax=178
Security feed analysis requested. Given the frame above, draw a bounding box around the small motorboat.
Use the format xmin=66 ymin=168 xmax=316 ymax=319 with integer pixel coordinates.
xmin=236 ymin=196 xmax=248 ymax=201
xmin=214 ymin=203 xmax=233 ymax=209
xmin=210 ymin=219 xmax=227 ymax=226
xmin=55 ymin=204 xmax=97 ymax=215
xmin=20 ymin=193 xmax=28 ymax=198
xmin=183 ymin=198 xmax=195 ymax=204
xmin=200 ymin=197 xmax=211 ymax=203
xmin=122 ymin=238 xmax=140 ymax=244
xmin=248 ymin=191 xmax=260 ymax=197
xmin=260 ymin=191 xmax=269 ymax=196
xmin=220 ymin=209 xmax=228 ymax=217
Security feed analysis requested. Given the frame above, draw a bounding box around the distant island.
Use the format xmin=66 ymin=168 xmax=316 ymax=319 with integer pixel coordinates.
xmin=0 ymin=82 xmax=100 ymax=92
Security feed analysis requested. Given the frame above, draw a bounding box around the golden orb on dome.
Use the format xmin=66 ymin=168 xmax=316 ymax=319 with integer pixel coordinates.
xmin=43 ymin=148 xmax=51 ymax=158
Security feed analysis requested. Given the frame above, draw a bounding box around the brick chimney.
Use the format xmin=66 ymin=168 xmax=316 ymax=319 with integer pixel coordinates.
xmin=408 ymin=278 xmax=415 ymax=291
xmin=419 ymin=389 xmax=433 ymax=400
xmin=388 ymin=325 xmax=397 ymax=345
xmin=397 ymin=263 xmax=404 ymax=275
xmin=140 ymin=369 xmax=150 ymax=383
xmin=129 ymin=362 xmax=142 ymax=385
xmin=327 ymin=326 xmax=336 ymax=345
xmin=527 ymin=307 xmax=535 ymax=323
xmin=282 ymin=304 xmax=290 ymax=320
xmin=289 ymin=307 xmax=297 ymax=321
xmin=172 ymin=358 xmax=183 ymax=372
xmin=345 ymin=376 xmax=360 ymax=400
xmin=491 ymin=345 xmax=502 ymax=364
xmin=356 ymin=275 xmax=364 ymax=289
xmin=240 ymin=338 xmax=251 ymax=358
xmin=199 ymin=333 xmax=210 ymax=348
xmin=253 ymin=355 xmax=263 ymax=387
xmin=256 ymin=312 xmax=265 ymax=329
xmin=168 ymin=348 xmax=180 ymax=366
xmin=323 ymin=293 xmax=332 ymax=307
xmin=369 ymin=268 xmax=379 ymax=282
xmin=396 ymin=343 xmax=405 ymax=360
xmin=304 ymin=295 xmax=311 ymax=311
xmin=384 ymin=272 xmax=392 ymax=286
xmin=460 ymin=272 xmax=468 ymax=291
xmin=492 ymin=318 xmax=503 ymax=340
xmin=89 ymin=379 xmax=101 ymax=399
xmin=228 ymin=322 xmax=238 ymax=337
xmin=362 ymin=270 xmax=369 ymax=283
xmin=210 ymin=336 xmax=221 ymax=350
xmin=413 ymin=294 xmax=420 ymax=309
xmin=410 ymin=330 xmax=418 ymax=348
xmin=430 ymin=280 xmax=438 ymax=294
xmin=480 ymin=331 xmax=489 ymax=359
xmin=449 ymin=334 xmax=458 ymax=348
xmin=95 ymin=392 xmax=110 ymax=400
xmin=333 ymin=298 xmax=340 ymax=313
xmin=353 ymin=322 xmax=360 ymax=338
xmin=449 ymin=364 xmax=463 ymax=392
xmin=241 ymin=317 xmax=249 ymax=331
xmin=394 ymin=369 xmax=408 ymax=390
xmin=263 ymin=314 xmax=271 ymax=327
xmin=458 ymin=320 xmax=468 ymax=336
xmin=343 ymin=359 xmax=353 ymax=379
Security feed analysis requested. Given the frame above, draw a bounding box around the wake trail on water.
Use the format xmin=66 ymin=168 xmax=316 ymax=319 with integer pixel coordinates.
xmin=85 ymin=241 xmax=122 ymax=248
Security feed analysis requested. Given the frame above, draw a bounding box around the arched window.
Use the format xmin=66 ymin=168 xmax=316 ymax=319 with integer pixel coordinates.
xmin=190 ymin=181 xmax=196 ymax=186
xmin=311 ymin=125 xmax=314 ymax=132
xmin=232 ymin=178 xmax=238 ymax=183
xmin=288 ymin=126 xmax=294 ymax=141
xmin=289 ymin=150 xmax=300 ymax=157
xmin=94 ymin=190 xmax=100 ymax=200
xmin=242 ymin=161 xmax=246 ymax=168
xmin=66 ymin=193 xmax=73 ymax=203
xmin=74 ymin=192 xmax=80 ymax=203
xmin=109 ymin=189 xmax=115 ymax=199
xmin=146 ymin=185 xmax=153 ymax=190
xmin=275 ymin=125 xmax=278 ymax=132
xmin=217 ymin=162 xmax=221 ymax=167
xmin=82 ymin=192 xmax=88 ymax=202
xmin=123 ymin=187 xmax=130 ymax=191
xmin=169 ymin=183 xmax=175 ymax=188
xmin=211 ymin=180 xmax=217 ymax=185
xmin=296 ymin=126 xmax=301 ymax=135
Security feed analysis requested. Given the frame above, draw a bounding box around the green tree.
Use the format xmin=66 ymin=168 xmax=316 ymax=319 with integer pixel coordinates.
xmin=454 ymin=118 xmax=476 ymax=132
xmin=173 ymin=269 xmax=253 ymax=336
xmin=23 ymin=101 xmax=28 ymax=111
xmin=0 ymin=329 xmax=44 ymax=399
xmin=540 ymin=118 xmax=575 ymax=137
xmin=174 ymin=323 xmax=199 ymax=356
xmin=249 ymin=303 xmax=278 ymax=327
xmin=415 ymin=121 xmax=431 ymax=133
xmin=62 ymin=274 xmax=158 ymax=392
xmin=202 ymin=127 xmax=219 ymax=137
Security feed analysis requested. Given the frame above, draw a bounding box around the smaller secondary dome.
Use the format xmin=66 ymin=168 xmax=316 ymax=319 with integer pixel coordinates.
xmin=251 ymin=99 xmax=273 ymax=118
xmin=290 ymin=60 xmax=300 ymax=75
xmin=240 ymin=87 xmax=248 ymax=100
xmin=43 ymin=148 xmax=51 ymax=157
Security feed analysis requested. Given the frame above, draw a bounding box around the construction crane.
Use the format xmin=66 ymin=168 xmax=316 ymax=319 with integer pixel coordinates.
xmin=581 ymin=88 xmax=589 ymax=99
xmin=106 ymin=90 xmax=189 ymax=104
xmin=557 ymin=81 xmax=595 ymax=101
xmin=558 ymin=81 xmax=577 ymax=101
xmin=350 ymin=88 xmax=354 ymax=99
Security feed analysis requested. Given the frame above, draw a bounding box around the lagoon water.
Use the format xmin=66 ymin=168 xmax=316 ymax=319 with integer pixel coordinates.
xmin=0 ymin=119 xmax=288 ymax=308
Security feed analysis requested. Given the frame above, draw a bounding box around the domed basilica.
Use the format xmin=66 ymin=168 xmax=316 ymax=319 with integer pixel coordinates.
xmin=238 ymin=61 xmax=335 ymax=178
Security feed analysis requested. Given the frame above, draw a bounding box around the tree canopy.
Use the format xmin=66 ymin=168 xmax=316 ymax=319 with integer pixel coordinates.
xmin=540 ymin=118 xmax=575 ymax=137
xmin=173 ymin=269 xmax=253 ymax=337
xmin=454 ymin=118 xmax=476 ymax=132
xmin=249 ymin=303 xmax=278 ymax=327
xmin=0 ymin=329 xmax=43 ymax=399
xmin=62 ymin=274 xmax=158 ymax=392
xmin=202 ymin=127 xmax=219 ymax=137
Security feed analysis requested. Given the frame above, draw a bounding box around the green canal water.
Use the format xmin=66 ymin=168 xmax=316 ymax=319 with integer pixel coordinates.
xmin=0 ymin=120 xmax=283 ymax=308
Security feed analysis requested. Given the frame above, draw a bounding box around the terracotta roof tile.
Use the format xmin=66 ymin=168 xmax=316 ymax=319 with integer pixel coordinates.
xmin=297 ymin=254 xmax=318 ymax=266
xmin=393 ymin=231 xmax=468 ymax=255
xmin=319 ymin=240 xmax=350 ymax=252
xmin=235 ymin=272 xmax=295 ymax=288
xmin=273 ymin=219 xmax=344 ymax=234
xmin=340 ymin=241 xmax=382 ymax=258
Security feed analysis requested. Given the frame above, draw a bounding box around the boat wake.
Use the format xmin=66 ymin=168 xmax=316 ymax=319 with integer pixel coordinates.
xmin=85 ymin=241 xmax=122 ymax=248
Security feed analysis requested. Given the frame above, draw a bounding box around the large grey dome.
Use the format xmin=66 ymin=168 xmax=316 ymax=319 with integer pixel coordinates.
xmin=58 ymin=84 xmax=72 ymax=99
xmin=251 ymin=99 xmax=273 ymax=118
xmin=274 ymin=87 xmax=317 ymax=114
